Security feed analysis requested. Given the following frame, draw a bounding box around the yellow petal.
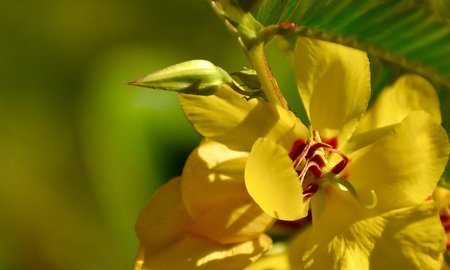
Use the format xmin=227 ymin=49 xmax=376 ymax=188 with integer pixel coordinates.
xmin=137 ymin=234 xmax=272 ymax=270
xmin=246 ymin=243 xmax=291 ymax=270
xmin=301 ymin=194 xmax=445 ymax=270
xmin=135 ymin=177 xmax=193 ymax=248
xmin=181 ymin=139 xmax=248 ymax=219
xmin=290 ymin=186 xmax=367 ymax=270
xmin=189 ymin=191 xmax=274 ymax=245
xmin=357 ymin=74 xmax=442 ymax=134
xmin=288 ymin=225 xmax=312 ymax=270
xmin=340 ymin=124 xmax=397 ymax=156
xmin=294 ymin=37 xmax=371 ymax=149
xmin=308 ymin=184 xmax=371 ymax=246
xmin=245 ymin=137 xmax=309 ymax=221
xmin=135 ymin=177 xmax=274 ymax=270
xmin=180 ymin=85 xmax=309 ymax=152
xmin=326 ymin=124 xmax=397 ymax=172
xmin=347 ymin=111 xmax=450 ymax=212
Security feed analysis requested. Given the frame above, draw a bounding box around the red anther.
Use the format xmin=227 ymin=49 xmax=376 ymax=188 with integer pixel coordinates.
xmin=289 ymin=139 xmax=306 ymax=160
xmin=326 ymin=147 xmax=349 ymax=175
xmin=312 ymin=152 xmax=327 ymax=168
xmin=293 ymin=141 xmax=313 ymax=169
xmin=303 ymin=183 xmax=319 ymax=198
xmin=298 ymin=160 xmax=322 ymax=183
xmin=322 ymin=137 xmax=338 ymax=149
xmin=280 ymin=22 xmax=295 ymax=29
xmin=440 ymin=208 xmax=450 ymax=233
xmin=308 ymin=162 xmax=323 ymax=178
xmin=444 ymin=223 xmax=450 ymax=232
xmin=330 ymin=160 xmax=347 ymax=174
xmin=310 ymin=142 xmax=332 ymax=153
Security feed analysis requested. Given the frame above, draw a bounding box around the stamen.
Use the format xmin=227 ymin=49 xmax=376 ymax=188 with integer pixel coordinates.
xmin=312 ymin=130 xmax=320 ymax=141
xmin=310 ymin=142 xmax=332 ymax=152
xmin=288 ymin=131 xmax=350 ymax=199
xmin=311 ymin=151 xmax=327 ymax=168
xmin=322 ymin=137 xmax=338 ymax=149
xmin=330 ymin=160 xmax=347 ymax=174
xmin=440 ymin=208 xmax=450 ymax=233
xmin=303 ymin=183 xmax=319 ymax=198
xmin=292 ymin=139 xmax=312 ymax=169
xmin=297 ymin=155 xmax=322 ymax=182
xmin=324 ymin=147 xmax=349 ymax=174
xmin=289 ymin=139 xmax=306 ymax=160
xmin=305 ymin=161 xmax=322 ymax=179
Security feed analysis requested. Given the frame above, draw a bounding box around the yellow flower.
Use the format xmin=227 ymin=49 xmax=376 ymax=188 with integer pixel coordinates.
xmin=179 ymin=37 xmax=450 ymax=269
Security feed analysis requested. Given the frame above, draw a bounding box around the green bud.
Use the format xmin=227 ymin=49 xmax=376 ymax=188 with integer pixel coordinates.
xmin=126 ymin=60 xmax=233 ymax=96
xmin=231 ymin=68 xmax=261 ymax=90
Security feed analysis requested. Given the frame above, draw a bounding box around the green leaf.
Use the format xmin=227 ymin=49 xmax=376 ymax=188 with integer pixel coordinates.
xmin=253 ymin=0 xmax=450 ymax=89
xmin=257 ymin=0 xmax=297 ymax=25
xmin=439 ymin=88 xmax=450 ymax=188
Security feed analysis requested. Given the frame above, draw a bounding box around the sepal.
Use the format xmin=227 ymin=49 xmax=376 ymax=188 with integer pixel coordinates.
xmin=231 ymin=68 xmax=261 ymax=90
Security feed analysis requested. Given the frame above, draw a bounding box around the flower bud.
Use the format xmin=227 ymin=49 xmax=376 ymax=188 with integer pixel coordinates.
xmin=126 ymin=60 xmax=233 ymax=96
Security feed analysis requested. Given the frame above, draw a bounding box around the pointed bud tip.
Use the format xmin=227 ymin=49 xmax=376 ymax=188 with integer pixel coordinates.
xmin=124 ymin=78 xmax=142 ymax=86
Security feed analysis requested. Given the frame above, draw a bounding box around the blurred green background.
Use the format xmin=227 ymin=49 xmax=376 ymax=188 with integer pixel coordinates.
xmin=0 ymin=0 xmax=304 ymax=269
xmin=0 ymin=1 xmax=245 ymax=269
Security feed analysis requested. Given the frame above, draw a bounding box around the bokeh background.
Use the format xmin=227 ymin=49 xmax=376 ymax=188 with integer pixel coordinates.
xmin=0 ymin=1 xmax=300 ymax=269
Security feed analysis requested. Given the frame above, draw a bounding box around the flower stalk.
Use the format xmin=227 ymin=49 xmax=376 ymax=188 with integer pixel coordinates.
xmin=247 ymin=43 xmax=289 ymax=109
xmin=206 ymin=0 xmax=288 ymax=108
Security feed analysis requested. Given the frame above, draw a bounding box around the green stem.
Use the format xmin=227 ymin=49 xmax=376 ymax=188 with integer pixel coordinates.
xmin=248 ymin=43 xmax=288 ymax=109
xmin=206 ymin=0 xmax=248 ymax=52
xmin=206 ymin=0 xmax=288 ymax=108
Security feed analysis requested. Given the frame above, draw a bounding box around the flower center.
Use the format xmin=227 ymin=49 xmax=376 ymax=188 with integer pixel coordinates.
xmin=289 ymin=130 xmax=348 ymax=198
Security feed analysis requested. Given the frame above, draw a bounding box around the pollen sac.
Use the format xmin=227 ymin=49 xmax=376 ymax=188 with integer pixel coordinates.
xmin=126 ymin=60 xmax=234 ymax=96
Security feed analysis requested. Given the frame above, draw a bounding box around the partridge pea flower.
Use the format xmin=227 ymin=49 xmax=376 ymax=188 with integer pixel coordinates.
xmin=179 ymin=37 xmax=449 ymax=269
